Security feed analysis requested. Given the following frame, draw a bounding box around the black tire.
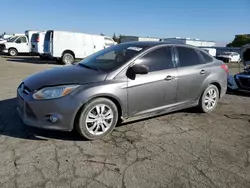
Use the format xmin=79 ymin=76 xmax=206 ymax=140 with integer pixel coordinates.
xmin=198 ymin=84 xmax=220 ymax=113
xmin=61 ymin=53 xmax=74 ymax=65
xmin=76 ymin=98 xmax=119 ymax=140
xmin=8 ymin=48 xmax=18 ymax=56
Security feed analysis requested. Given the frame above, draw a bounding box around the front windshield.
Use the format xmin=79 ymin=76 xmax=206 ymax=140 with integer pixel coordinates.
xmin=79 ymin=43 xmax=149 ymax=72
xmin=7 ymin=36 xmax=18 ymax=42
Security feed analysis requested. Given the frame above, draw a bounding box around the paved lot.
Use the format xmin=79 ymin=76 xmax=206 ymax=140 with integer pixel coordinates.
xmin=0 ymin=55 xmax=250 ymax=188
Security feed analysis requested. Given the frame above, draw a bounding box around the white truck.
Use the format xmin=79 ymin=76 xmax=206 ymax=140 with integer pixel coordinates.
xmin=30 ymin=31 xmax=46 ymax=58
xmin=2 ymin=30 xmax=39 ymax=56
xmin=0 ymin=33 xmax=25 ymax=44
xmin=43 ymin=30 xmax=117 ymax=64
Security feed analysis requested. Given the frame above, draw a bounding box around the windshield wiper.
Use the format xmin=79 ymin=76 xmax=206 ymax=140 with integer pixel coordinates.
xmin=79 ymin=64 xmax=101 ymax=71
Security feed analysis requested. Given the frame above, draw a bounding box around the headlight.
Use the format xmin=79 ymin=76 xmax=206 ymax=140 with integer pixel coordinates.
xmin=33 ymin=85 xmax=80 ymax=100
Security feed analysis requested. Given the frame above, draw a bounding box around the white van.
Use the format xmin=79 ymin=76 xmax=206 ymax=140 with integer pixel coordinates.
xmin=30 ymin=31 xmax=46 ymax=58
xmin=43 ymin=30 xmax=116 ymax=64
xmin=2 ymin=30 xmax=39 ymax=56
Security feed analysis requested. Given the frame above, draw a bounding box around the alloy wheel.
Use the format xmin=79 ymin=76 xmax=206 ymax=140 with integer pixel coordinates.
xmin=204 ymin=88 xmax=217 ymax=110
xmin=85 ymin=104 xmax=114 ymax=135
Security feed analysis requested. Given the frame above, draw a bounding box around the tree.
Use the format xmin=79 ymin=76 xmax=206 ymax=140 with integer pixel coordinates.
xmin=226 ymin=34 xmax=250 ymax=47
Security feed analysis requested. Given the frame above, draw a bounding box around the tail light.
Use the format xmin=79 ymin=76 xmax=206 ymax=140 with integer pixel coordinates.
xmin=36 ymin=37 xmax=39 ymax=42
xmin=221 ymin=64 xmax=229 ymax=74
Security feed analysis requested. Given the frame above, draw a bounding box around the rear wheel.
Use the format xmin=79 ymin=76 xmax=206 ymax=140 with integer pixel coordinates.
xmin=198 ymin=84 xmax=219 ymax=113
xmin=62 ymin=53 xmax=74 ymax=65
xmin=8 ymin=48 xmax=18 ymax=56
xmin=76 ymin=98 xmax=119 ymax=140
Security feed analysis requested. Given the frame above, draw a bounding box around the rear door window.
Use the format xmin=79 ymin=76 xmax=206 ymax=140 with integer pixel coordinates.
xmin=176 ymin=46 xmax=203 ymax=67
xmin=199 ymin=50 xmax=214 ymax=63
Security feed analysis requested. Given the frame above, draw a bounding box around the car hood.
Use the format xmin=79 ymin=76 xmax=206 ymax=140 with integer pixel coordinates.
xmin=23 ymin=64 xmax=108 ymax=91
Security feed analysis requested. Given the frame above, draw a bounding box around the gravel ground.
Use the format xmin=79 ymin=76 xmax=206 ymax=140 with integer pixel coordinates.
xmin=0 ymin=55 xmax=250 ymax=188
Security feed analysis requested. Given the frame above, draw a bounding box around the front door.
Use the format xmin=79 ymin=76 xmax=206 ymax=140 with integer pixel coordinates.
xmin=15 ymin=36 xmax=29 ymax=53
xmin=174 ymin=46 xmax=211 ymax=103
xmin=127 ymin=46 xmax=178 ymax=117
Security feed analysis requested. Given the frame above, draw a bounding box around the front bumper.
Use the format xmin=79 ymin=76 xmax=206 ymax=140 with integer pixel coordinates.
xmin=16 ymin=84 xmax=80 ymax=131
xmin=227 ymin=73 xmax=250 ymax=92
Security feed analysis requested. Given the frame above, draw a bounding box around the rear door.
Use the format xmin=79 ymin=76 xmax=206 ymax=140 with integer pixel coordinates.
xmin=174 ymin=45 xmax=211 ymax=103
xmin=30 ymin=33 xmax=39 ymax=53
xmin=44 ymin=30 xmax=53 ymax=54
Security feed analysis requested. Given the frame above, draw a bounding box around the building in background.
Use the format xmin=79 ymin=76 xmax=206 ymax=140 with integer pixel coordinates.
xmin=160 ymin=37 xmax=216 ymax=47
xmin=120 ymin=36 xmax=160 ymax=43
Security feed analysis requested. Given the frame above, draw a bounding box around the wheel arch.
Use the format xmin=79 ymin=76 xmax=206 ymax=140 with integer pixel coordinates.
xmin=8 ymin=47 xmax=18 ymax=53
xmin=72 ymin=94 xmax=124 ymax=130
xmin=62 ymin=50 xmax=75 ymax=59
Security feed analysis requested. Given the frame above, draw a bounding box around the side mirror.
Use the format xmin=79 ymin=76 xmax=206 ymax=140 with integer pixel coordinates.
xmin=131 ymin=64 xmax=149 ymax=74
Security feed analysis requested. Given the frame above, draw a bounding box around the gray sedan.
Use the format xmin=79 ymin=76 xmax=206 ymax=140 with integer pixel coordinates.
xmin=17 ymin=41 xmax=228 ymax=140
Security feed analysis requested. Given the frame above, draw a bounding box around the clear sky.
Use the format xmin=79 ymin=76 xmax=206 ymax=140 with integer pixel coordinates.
xmin=1 ymin=0 xmax=250 ymax=45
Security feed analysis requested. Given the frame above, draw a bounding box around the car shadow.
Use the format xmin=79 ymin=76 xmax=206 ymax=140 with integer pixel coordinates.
xmin=5 ymin=57 xmax=60 ymax=65
xmin=0 ymin=97 xmax=87 ymax=141
xmin=0 ymin=97 xmax=204 ymax=141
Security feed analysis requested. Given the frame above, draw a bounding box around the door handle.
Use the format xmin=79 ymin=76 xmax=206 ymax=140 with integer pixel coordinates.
xmin=200 ymin=70 xmax=206 ymax=74
xmin=165 ymin=75 xmax=175 ymax=81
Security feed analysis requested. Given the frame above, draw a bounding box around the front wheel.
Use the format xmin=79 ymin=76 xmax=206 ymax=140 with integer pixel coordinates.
xmin=76 ymin=98 xmax=119 ymax=140
xmin=8 ymin=48 xmax=18 ymax=56
xmin=198 ymin=84 xmax=219 ymax=113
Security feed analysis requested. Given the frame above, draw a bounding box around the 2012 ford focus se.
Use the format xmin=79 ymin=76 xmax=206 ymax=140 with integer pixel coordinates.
xmin=17 ymin=41 xmax=228 ymax=140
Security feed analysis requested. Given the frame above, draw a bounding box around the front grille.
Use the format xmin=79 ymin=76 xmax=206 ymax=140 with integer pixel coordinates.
xmin=238 ymin=77 xmax=250 ymax=89
xmin=19 ymin=83 xmax=31 ymax=95
xmin=235 ymin=74 xmax=250 ymax=89
xmin=0 ymin=44 xmax=5 ymax=51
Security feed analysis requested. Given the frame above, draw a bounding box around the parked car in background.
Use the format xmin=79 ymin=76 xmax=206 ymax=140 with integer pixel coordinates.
xmin=43 ymin=30 xmax=117 ymax=65
xmin=30 ymin=31 xmax=47 ymax=59
xmin=17 ymin=41 xmax=228 ymax=140
xmin=216 ymin=51 xmax=241 ymax=63
xmin=1 ymin=30 xmax=39 ymax=56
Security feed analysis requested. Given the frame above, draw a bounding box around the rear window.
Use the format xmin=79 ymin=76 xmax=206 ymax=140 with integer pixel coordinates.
xmin=31 ymin=34 xmax=39 ymax=42
xmin=199 ymin=50 xmax=213 ymax=63
xmin=45 ymin=31 xmax=53 ymax=41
